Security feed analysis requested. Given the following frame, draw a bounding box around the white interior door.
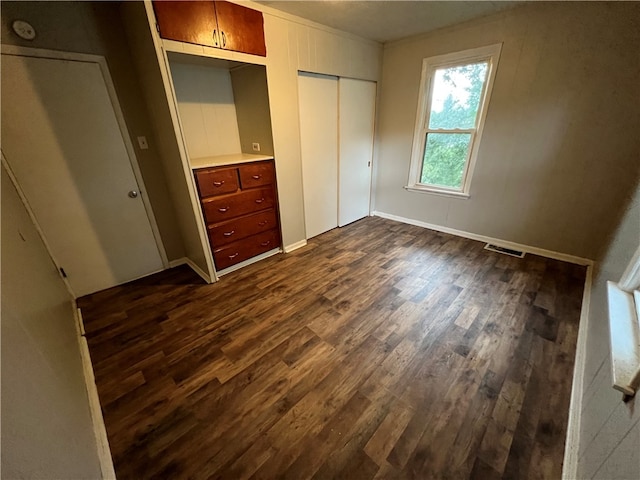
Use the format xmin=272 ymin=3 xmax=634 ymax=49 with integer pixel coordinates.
xmin=338 ymin=78 xmax=376 ymax=227
xmin=298 ymin=72 xmax=338 ymax=239
xmin=1 ymin=53 xmax=164 ymax=297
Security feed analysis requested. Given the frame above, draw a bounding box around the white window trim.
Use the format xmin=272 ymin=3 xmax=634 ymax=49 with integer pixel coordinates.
xmin=607 ymin=244 xmax=640 ymax=396
xmin=406 ymin=43 xmax=502 ymax=197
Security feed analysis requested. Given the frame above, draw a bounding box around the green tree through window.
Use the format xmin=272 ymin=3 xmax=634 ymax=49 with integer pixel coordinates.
xmin=421 ymin=62 xmax=488 ymax=188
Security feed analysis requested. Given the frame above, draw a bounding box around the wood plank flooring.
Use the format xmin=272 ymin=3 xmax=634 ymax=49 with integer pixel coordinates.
xmin=79 ymin=216 xmax=586 ymax=479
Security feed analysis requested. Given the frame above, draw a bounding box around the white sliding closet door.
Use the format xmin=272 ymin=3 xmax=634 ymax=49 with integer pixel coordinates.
xmin=298 ymin=72 xmax=339 ymax=239
xmin=338 ymin=78 xmax=376 ymax=227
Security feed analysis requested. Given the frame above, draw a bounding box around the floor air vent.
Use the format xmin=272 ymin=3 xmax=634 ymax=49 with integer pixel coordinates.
xmin=484 ymin=243 xmax=526 ymax=258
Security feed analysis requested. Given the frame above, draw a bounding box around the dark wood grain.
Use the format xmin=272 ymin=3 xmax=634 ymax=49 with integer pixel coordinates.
xmin=238 ymin=161 xmax=276 ymax=189
xmin=79 ymin=216 xmax=586 ymax=479
xmin=214 ymin=0 xmax=266 ymax=56
xmin=208 ymin=208 xmax=278 ymax=247
xmin=195 ymin=167 xmax=240 ymax=198
xmin=153 ymin=1 xmax=219 ymax=48
xmin=196 ymin=160 xmax=281 ymax=270
xmin=213 ymin=228 xmax=279 ymax=270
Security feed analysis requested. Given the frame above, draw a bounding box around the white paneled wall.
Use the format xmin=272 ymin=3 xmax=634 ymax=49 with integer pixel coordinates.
xmin=263 ymin=12 xmax=382 ymax=250
xmin=170 ymin=62 xmax=242 ymax=159
xmin=577 ymin=184 xmax=640 ymax=478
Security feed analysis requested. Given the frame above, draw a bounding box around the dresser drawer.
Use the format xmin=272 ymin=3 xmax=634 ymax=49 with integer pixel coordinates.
xmin=239 ymin=161 xmax=275 ymax=189
xmin=195 ymin=168 xmax=239 ymax=197
xmin=213 ymin=229 xmax=279 ymax=270
xmin=202 ymin=187 xmax=274 ymax=224
xmin=208 ymin=209 xmax=277 ymax=247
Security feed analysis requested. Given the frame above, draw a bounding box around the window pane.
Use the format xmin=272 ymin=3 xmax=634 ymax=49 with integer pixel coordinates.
xmin=428 ymin=62 xmax=488 ymax=130
xmin=421 ymin=133 xmax=471 ymax=188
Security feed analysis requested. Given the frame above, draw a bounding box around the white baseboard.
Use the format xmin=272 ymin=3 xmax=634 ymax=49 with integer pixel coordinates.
xmin=216 ymin=248 xmax=281 ymax=276
xmin=73 ymin=305 xmax=116 ymax=480
xmin=168 ymin=256 xmax=214 ymax=283
xmin=284 ymin=239 xmax=308 ymax=253
xmin=372 ymin=211 xmax=594 ymax=266
xmin=562 ymin=265 xmax=593 ymax=479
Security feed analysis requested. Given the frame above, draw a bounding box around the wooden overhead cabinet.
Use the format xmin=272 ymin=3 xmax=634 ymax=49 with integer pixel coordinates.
xmin=153 ymin=0 xmax=267 ymax=56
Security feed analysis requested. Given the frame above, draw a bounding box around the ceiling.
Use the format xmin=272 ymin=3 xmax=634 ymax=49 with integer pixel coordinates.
xmin=257 ymin=1 xmax=523 ymax=43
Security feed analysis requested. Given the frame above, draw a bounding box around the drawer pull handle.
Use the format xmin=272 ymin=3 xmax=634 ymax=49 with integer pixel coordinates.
xmin=260 ymin=241 xmax=271 ymax=247
xmin=258 ymin=220 xmax=268 ymax=226
xmin=255 ymin=198 xmax=265 ymax=204
xmin=252 ymin=174 xmax=261 ymax=180
xmin=223 ymin=230 xmax=235 ymax=237
xmin=213 ymin=180 xmax=225 ymax=187
xmin=228 ymin=253 xmax=239 ymax=260
xmin=218 ymin=206 xmax=230 ymax=213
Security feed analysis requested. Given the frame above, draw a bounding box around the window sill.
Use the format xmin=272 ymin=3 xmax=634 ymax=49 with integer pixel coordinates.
xmin=404 ymin=185 xmax=470 ymax=199
xmin=606 ymin=281 xmax=640 ymax=396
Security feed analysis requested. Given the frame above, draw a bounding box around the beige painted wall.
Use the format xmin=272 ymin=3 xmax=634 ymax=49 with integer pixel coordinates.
xmin=578 ymin=180 xmax=640 ymax=478
xmin=1 ymin=167 xmax=102 ymax=478
xmin=231 ymin=64 xmax=275 ymax=156
xmin=374 ymin=2 xmax=640 ymax=260
xmin=261 ymin=9 xmax=382 ymax=248
xmin=1 ymin=1 xmax=185 ymax=261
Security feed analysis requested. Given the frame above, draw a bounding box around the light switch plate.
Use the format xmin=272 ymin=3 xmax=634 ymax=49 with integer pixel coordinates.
xmin=252 ymin=142 xmax=260 ymax=152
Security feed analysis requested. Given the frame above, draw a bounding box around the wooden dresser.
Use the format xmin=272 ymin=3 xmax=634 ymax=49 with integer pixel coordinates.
xmin=194 ymin=159 xmax=281 ymax=271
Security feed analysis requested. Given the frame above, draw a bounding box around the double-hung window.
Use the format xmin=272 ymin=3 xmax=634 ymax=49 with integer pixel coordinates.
xmin=607 ymin=244 xmax=640 ymax=397
xmin=407 ymin=44 xmax=501 ymax=197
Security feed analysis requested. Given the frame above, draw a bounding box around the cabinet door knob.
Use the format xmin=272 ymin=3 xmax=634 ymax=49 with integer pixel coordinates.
xmin=228 ymin=253 xmax=239 ymax=260
xmin=213 ymin=180 xmax=225 ymax=187
xmin=213 ymin=29 xmax=219 ymax=47
xmin=255 ymin=198 xmax=265 ymax=204
xmin=221 ymin=31 xmax=227 ymax=48
xmin=218 ymin=206 xmax=230 ymax=213
xmin=260 ymin=240 xmax=271 ymax=247
xmin=223 ymin=230 xmax=235 ymax=237
xmin=252 ymin=174 xmax=261 ymax=180
xmin=258 ymin=220 xmax=268 ymax=226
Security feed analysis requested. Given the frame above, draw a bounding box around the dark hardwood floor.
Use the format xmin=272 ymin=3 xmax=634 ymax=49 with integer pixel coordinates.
xmin=79 ymin=216 xmax=586 ymax=479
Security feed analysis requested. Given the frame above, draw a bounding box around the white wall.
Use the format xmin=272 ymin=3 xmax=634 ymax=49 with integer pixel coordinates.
xmin=374 ymin=2 xmax=640 ymax=261
xmin=1 ymin=167 xmax=102 ymax=478
xmin=170 ymin=61 xmax=242 ymax=159
xmin=261 ymin=7 xmax=382 ymax=249
xmin=577 ymin=180 xmax=640 ymax=478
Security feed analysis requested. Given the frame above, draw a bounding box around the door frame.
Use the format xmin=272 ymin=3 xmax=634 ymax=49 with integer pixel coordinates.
xmin=1 ymin=45 xmax=169 ymax=275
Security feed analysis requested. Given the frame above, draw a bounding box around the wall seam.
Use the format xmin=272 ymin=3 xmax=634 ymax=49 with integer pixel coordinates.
xmin=591 ymin=412 xmax=639 ymax=478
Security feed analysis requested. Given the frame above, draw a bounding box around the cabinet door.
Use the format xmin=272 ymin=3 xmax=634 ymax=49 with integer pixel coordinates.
xmin=214 ymin=1 xmax=266 ymax=56
xmin=153 ymin=1 xmax=219 ymax=48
